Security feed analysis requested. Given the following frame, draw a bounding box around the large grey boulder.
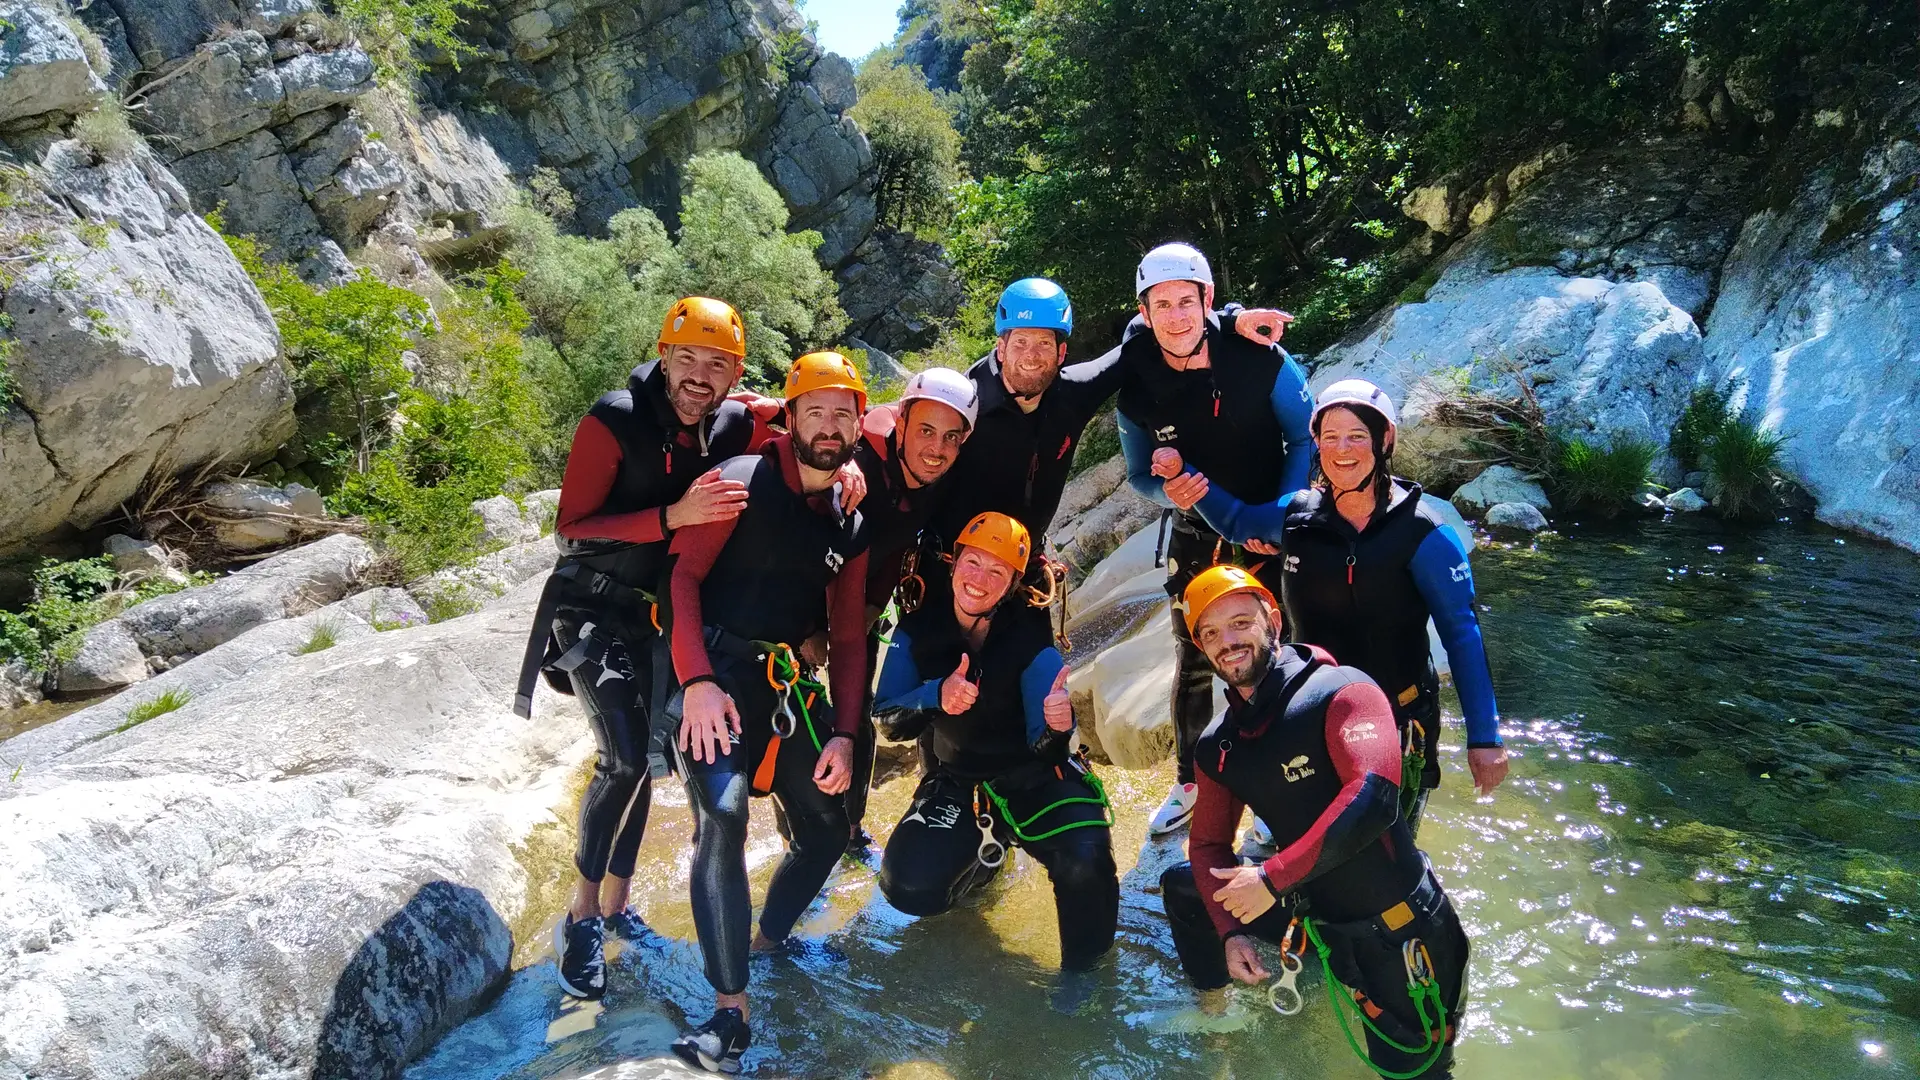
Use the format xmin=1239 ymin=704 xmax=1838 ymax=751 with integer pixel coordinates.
xmin=0 ymin=577 xmax=585 ymax=1080
xmin=1 ymin=660 xmax=45 ymax=710
xmin=0 ymin=0 xmax=108 ymax=125
xmin=1702 ymin=91 xmax=1920 ymax=551
xmin=49 ymin=620 xmax=148 ymax=694
xmin=1664 ymin=487 xmax=1709 ymax=513
xmin=1048 ymin=456 xmax=1159 ymax=577
xmin=1452 ymin=465 xmax=1551 ymax=516
xmin=0 ymin=138 xmax=291 ymax=554
xmin=202 ymin=478 xmax=329 ymax=551
xmin=409 ymin=538 xmax=556 ymax=620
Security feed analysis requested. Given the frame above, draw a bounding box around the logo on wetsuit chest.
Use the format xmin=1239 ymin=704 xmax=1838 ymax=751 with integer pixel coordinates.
xmin=1284 ymin=555 xmax=1301 ymax=574
xmin=825 ymin=550 xmax=845 ymax=573
xmin=1449 ymin=560 xmax=1470 ymax=583
xmin=1154 ymin=425 xmax=1178 ymax=442
xmin=1283 ymin=755 xmax=1317 ymax=782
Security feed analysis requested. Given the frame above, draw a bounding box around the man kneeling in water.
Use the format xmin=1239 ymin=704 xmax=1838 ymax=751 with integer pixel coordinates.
xmin=872 ymin=512 xmax=1119 ymax=972
xmin=1160 ymin=566 xmax=1470 ymax=1079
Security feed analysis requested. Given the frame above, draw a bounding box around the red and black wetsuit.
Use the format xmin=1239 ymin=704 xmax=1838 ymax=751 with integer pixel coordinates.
xmin=1160 ymin=643 xmax=1470 ymax=1079
xmin=661 ymin=434 xmax=870 ymax=995
xmin=513 ymin=360 xmax=768 ymax=886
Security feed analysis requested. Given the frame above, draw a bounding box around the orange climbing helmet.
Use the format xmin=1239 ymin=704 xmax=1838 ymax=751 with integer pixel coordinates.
xmin=784 ymin=351 xmax=868 ymax=412
xmin=1182 ymin=564 xmax=1276 ymax=635
xmin=658 ymin=297 xmax=747 ymax=358
xmin=955 ymin=511 xmax=1032 ymax=576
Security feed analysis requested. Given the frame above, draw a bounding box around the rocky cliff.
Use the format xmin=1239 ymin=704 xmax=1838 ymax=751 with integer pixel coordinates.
xmin=1314 ymin=88 xmax=1920 ymax=552
xmin=0 ymin=0 xmax=946 ymax=556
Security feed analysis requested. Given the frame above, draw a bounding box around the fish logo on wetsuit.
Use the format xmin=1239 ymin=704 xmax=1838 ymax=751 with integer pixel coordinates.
xmin=1283 ymin=755 xmax=1317 ymax=782
xmin=825 ymin=550 xmax=845 ymax=574
xmin=903 ymin=800 xmax=964 ymax=830
xmin=1154 ymin=425 xmax=1178 ymax=442
xmin=1450 ymin=560 xmax=1470 ymax=582
xmin=1284 ymin=555 xmax=1301 ymax=574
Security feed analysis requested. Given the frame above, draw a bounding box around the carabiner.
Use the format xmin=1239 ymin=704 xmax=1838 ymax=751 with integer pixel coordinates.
xmin=1268 ymin=948 xmax=1305 ymax=1016
xmin=772 ymin=686 xmax=799 ymax=740
xmin=1402 ymin=938 xmax=1435 ymax=986
xmin=975 ymin=812 xmax=1006 ymax=869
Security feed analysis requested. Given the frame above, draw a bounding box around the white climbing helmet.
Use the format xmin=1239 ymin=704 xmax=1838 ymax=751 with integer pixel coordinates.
xmin=897 ymin=367 xmax=980 ymax=430
xmin=1136 ymin=242 xmax=1214 ymax=298
xmin=1311 ymin=379 xmax=1400 ymax=437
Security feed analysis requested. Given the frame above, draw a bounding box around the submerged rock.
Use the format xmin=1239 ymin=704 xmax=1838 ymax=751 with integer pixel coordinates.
xmin=1485 ymin=501 xmax=1550 ymax=534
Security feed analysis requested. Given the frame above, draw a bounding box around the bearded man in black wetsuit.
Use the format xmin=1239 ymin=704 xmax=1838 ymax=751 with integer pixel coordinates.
xmin=1159 ymin=565 xmax=1471 ymax=1080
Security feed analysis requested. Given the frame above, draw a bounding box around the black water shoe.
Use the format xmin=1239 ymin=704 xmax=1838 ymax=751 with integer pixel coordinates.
xmin=551 ymin=912 xmax=605 ymax=1000
xmin=671 ymin=1006 xmax=750 ymax=1074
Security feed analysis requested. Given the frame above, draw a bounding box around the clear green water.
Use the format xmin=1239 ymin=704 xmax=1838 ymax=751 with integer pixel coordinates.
xmin=410 ymin=516 xmax=1920 ymax=1079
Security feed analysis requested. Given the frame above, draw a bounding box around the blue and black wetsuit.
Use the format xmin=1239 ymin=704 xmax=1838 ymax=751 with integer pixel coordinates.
xmin=1190 ymin=479 xmax=1502 ymax=828
xmin=1110 ymin=316 xmax=1315 ymax=785
xmin=871 ymin=594 xmax=1117 ymax=971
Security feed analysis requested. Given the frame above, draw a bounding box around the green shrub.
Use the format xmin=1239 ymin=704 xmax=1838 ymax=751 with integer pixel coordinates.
xmin=334 ymin=0 xmax=483 ymax=81
xmin=297 ymin=622 xmax=340 ymax=654
xmin=120 ymin=689 xmax=191 ymax=730
xmin=1550 ymin=433 xmax=1656 ymax=518
xmin=1670 ymin=385 xmax=1733 ymax=472
xmin=1704 ymin=417 xmax=1787 ymax=520
xmin=851 ymin=56 xmax=962 ymax=235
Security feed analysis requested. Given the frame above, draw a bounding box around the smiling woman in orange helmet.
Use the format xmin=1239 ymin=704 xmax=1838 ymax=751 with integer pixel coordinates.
xmin=870 ymin=511 xmax=1119 ymax=975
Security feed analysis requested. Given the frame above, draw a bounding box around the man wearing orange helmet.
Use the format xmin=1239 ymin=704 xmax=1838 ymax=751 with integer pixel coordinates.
xmin=518 ymin=296 xmax=768 ymax=1002
xmin=870 ymin=512 xmax=1119 ymax=974
xmin=660 ymin=351 xmax=872 ymax=1074
xmin=1159 ymin=566 xmax=1468 ymax=1079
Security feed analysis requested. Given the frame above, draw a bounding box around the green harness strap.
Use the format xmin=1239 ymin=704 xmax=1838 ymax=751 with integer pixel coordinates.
xmin=1303 ymin=917 xmax=1448 ymax=1080
xmin=979 ymin=769 xmax=1114 ymax=843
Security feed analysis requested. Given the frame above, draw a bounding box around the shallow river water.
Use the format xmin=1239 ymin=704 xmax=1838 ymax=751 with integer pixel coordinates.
xmin=410 ymin=515 xmax=1920 ymax=1079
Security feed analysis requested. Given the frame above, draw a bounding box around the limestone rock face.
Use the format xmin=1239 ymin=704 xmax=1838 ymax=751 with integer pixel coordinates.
xmin=1702 ymin=91 xmax=1920 ymax=551
xmin=0 ymin=578 xmax=584 ymax=1080
xmin=0 ymin=0 xmax=108 ymax=125
xmin=472 ymin=490 xmax=560 ymax=548
xmin=838 ymin=229 xmax=964 ymax=353
xmin=0 ymin=139 xmax=292 ymax=554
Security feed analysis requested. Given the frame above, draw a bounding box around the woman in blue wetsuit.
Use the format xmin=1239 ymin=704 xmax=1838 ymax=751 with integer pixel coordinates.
xmin=1151 ymin=379 xmax=1509 ymax=833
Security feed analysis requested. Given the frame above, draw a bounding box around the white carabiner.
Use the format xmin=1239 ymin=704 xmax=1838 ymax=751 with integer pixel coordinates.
xmin=1268 ymin=949 xmax=1305 ymax=1016
xmin=975 ymin=813 xmax=1006 ymax=869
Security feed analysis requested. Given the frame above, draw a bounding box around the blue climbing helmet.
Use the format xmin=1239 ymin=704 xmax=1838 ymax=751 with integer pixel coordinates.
xmin=994 ymin=278 xmax=1074 ymax=338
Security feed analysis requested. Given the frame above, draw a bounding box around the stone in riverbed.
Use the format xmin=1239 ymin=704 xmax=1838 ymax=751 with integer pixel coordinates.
xmin=50 ymin=620 xmax=147 ymax=693
xmin=1485 ymin=501 xmax=1550 ymax=534
xmin=2 ymin=660 xmax=45 ymax=709
xmin=1452 ymin=464 xmax=1551 ymax=516
xmin=1665 ymin=487 xmax=1710 ymax=512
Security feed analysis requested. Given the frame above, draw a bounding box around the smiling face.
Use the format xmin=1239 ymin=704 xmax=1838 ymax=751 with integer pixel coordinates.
xmin=790 ymin=387 xmax=861 ymax=471
xmin=951 ymin=545 xmax=1018 ymax=618
xmin=658 ymin=343 xmax=742 ymax=425
xmin=1315 ymin=405 xmax=1380 ymax=493
xmin=997 ymin=328 xmax=1067 ymax=398
xmin=898 ymin=399 xmax=969 ymax=488
xmin=1192 ymin=591 xmax=1279 ymax=692
xmin=1140 ymin=280 xmax=1212 ymax=359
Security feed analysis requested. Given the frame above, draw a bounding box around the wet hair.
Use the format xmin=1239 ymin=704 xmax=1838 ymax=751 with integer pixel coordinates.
xmin=1309 ymin=404 xmax=1395 ymax=519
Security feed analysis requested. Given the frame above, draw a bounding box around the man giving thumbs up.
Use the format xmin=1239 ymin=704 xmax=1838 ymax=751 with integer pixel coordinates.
xmin=867 ymin=512 xmax=1119 ymax=973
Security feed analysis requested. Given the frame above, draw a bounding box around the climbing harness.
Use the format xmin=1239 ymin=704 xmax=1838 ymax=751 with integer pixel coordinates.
xmin=1302 ymin=916 xmax=1449 ymax=1080
xmin=1267 ymin=917 xmax=1307 ymax=1016
xmin=979 ymin=758 xmax=1114 ymax=843
xmin=743 ymin=638 xmax=826 ymax=794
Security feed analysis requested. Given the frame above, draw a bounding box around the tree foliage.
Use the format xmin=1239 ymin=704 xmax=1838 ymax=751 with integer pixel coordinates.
xmin=850 ymin=56 xmax=963 ymax=234
xmin=920 ymin=0 xmax=1916 ymax=346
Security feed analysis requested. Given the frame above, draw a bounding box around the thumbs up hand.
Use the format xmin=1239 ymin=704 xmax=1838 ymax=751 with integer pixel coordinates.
xmin=940 ymin=654 xmax=979 ymax=715
xmin=1043 ymin=664 xmax=1073 ymax=731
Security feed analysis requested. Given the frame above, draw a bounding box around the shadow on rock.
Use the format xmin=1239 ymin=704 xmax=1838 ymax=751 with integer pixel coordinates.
xmin=313 ymin=880 xmax=514 ymax=1080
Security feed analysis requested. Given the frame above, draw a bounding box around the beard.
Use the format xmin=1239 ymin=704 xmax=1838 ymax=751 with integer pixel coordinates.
xmin=1219 ymin=633 xmax=1279 ymax=692
xmin=1002 ymin=364 xmax=1054 ymax=399
xmin=667 ymin=377 xmax=722 ymax=419
xmin=795 ymin=431 xmax=855 ymax=471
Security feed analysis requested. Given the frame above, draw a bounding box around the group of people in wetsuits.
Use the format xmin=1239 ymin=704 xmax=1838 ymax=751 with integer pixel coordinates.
xmin=514 ymin=242 xmax=1511 ymax=1077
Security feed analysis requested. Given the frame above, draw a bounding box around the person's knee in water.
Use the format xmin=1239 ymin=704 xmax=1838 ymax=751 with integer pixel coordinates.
xmin=1155 ymin=565 xmax=1469 ymax=1078
xmin=660 ymin=352 xmax=872 ymax=1074
xmin=872 ymin=511 xmax=1117 ymax=971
